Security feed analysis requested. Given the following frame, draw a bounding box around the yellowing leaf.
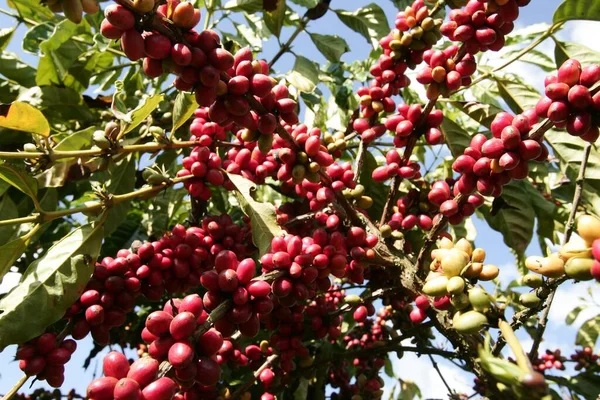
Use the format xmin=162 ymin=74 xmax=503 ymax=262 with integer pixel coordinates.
xmin=0 ymin=101 xmax=50 ymax=136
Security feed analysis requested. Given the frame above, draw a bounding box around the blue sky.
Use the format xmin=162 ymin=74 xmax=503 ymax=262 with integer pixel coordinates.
xmin=1 ymin=0 xmax=600 ymax=397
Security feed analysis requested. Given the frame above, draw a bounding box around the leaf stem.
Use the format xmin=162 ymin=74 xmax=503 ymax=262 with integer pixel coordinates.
xmin=499 ymin=320 xmax=533 ymax=373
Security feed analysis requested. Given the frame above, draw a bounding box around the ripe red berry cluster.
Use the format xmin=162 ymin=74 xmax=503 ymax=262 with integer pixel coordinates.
xmin=305 ymin=287 xmax=344 ymax=339
xmin=16 ymin=334 xmax=77 ymax=388
xmin=384 ymin=187 xmax=435 ymax=232
xmin=440 ymin=0 xmax=530 ymax=54
xmin=142 ymin=295 xmax=223 ymax=387
xmin=329 ymin=309 xmax=388 ymax=399
xmin=531 ymin=349 xmax=566 ymax=373
xmin=426 ymin=179 xmax=484 ymax=225
xmin=409 ymin=294 xmax=431 ymax=323
xmin=535 ymin=59 xmax=600 ymax=142
xmin=382 ymin=103 xmax=445 ymax=148
xmin=178 ymin=146 xmax=225 ymax=199
xmin=188 ymin=107 xmax=228 ymax=147
xmin=87 ymin=352 xmax=179 ymax=400
xmin=224 ymin=141 xmax=279 ymax=184
xmin=443 ymin=107 xmax=547 ymax=202
xmin=570 ymin=347 xmax=600 ymax=371
xmin=262 ymin=302 xmax=309 ymax=373
xmin=417 ymin=45 xmax=477 ymax=99
xmin=199 ymin=250 xmax=270 ymax=337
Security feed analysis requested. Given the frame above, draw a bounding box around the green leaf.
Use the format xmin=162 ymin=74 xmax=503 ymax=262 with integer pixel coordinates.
xmin=36 ymin=19 xmax=92 ymax=88
xmin=0 ymin=101 xmax=51 ymax=136
xmin=0 ymin=164 xmax=40 ymax=209
xmin=310 ymin=33 xmax=350 ymax=63
xmin=478 ymin=181 xmax=535 ymax=256
xmin=294 ymin=377 xmax=310 ymax=400
xmin=553 ymin=39 xmax=600 ymax=68
xmin=172 ymin=92 xmax=198 ymax=135
xmin=115 ymin=91 xmax=165 ymax=136
xmin=398 ymin=380 xmax=422 ymax=400
xmin=554 ymin=0 xmax=600 ymax=24
xmin=0 ymin=27 xmax=16 ymax=52
xmin=495 ymin=77 xmax=540 ymax=113
xmin=97 ymin=156 xmax=137 ymax=236
xmin=0 ymin=237 xmax=27 ymax=283
xmin=264 ymin=0 xmax=286 ymax=37
xmin=7 ymin=0 xmax=54 ymax=21
xmin=545 ymin=128 xmax=600 ymax=216
xmin=17 ymin=86 xmax=95 ymax=124
xmin=0 ymin=195 xmax=18 ymax=245
xmin=0 ymin=222 xmax=104 ymax=350
xmin=575 ymin=315 xmax=600 ymax=348
xmin=227 ymin=172 xmax=285 ymax=256
xmin=451 ymin=100 xmax=503 ymax=129
xmin=0 ymin=52 xmax=37 ymax=87
xmin=384 ymin=355 xmax=395 ymax=378
xmin=22 ymin=23 xmax=53 ymax=55
xmin=224 ymin=0 xmax=263 ymax=12
xmin=54 ymin=126 xmax=96 ymax=153
xmin=566 ymin=305 xmax=586 ymax=325
xmin=504 ymin=48 xmax=556 ymax=72
xmin=358 ymin=150 xmax=389 ymax=221
xmin=335 ymin=4 xmax=390 ymax=48
xmin=141 ymin=186 xmax=188 ymax=237
xmin=287 ymin=55 xmax=320 ymax=93
xmin=440 ymin=117 xmax=471 ymax=157
xmin=290 ymin=0 xmax=318 ymax=7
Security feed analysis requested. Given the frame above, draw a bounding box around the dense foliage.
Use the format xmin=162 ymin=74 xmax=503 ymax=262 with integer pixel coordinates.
xmin=1 ymin=0 xmax=600 ymax=399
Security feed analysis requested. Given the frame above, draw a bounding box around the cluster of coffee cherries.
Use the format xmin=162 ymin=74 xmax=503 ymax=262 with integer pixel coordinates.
xmin=14 ymin=215 xmax=254 ymax=387
xmin=305 ymin=286 xmax=345 ymax=340
xmin=199 ymin=251 xmax=270 ymax=337
xmin=531 ymin=349 xmax=566 ymax=373
xmin=329 ymin=308 xmax=389 ymax=399
xmin=353 ymin=0 xmax=445 ymax=143
xmin=416 ymin=45 xmax=477 ymax=99
xmin=383 ymin=103 xmax=445 ymax=148
xmin=419 ymin=238 xmax=498 ymax=333
xmin=178 ymin=145 xmax=225 ymax=200
xmin=100 ymin=0 xmax=301 ymax=144
xmin=440 ymin=0 xmax=530 ymax=54
xmin=426 ymin=179 xmax=485 ymax=225
xmin=142 ymin=295 xmax=222 ymax=387
xmin=524 ymin=214 xmax=600 ymax=287
xmin=16 ymin=334 xmax=77 ymax=388
xmin=571 ymin=347 xmax=600 ymax=371
xmin=449 ymin=108 xmax=546 ymax=201
xmin=87 ymin=352 xmax=180 ymax=400
xmin=47 ymin=0 xmax=99 ymax=24
xmin=536 ymin=59 xmax=600 ymax=142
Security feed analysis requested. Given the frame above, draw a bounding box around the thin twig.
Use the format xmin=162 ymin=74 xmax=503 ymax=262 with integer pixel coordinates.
xmin=229 ymin=355 xmax=279 ymax=400
xmin=428 ymin=354 xmax=455 ymax=397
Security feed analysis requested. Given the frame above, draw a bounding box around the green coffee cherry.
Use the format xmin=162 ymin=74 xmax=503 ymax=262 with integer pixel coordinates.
xmin=468 ymin=287 xmax=492 ymax=313
xmin=519 ymin=292 xmax=542 ymax=308
xmin=454 ymin=310 xmax=488 ymax=334
xmin=522 ymin=274 xmax=543 ymax=289
xmin=446 ymin=276 xmax=465 ymax=295
xmin=258 ymin=134 xmax=273 ymax=153
xmin=422 ymin=275 xmax=449 ymax=296
xmin=565 ymin=257 xmax=594 ymax=281
xmin=450 ymin=293 xmax=470 ymax=310
xmin=344 ymin=294 xmax=362 ymax=305
xmin=147 ymin=173 xmax=168 ymax=185
xmin=93 ymin=130 xmax=111 ymax=150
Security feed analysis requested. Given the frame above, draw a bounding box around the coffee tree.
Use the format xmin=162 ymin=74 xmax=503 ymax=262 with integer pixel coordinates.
xmin=0 ymin=0 xmax=600 ymax=398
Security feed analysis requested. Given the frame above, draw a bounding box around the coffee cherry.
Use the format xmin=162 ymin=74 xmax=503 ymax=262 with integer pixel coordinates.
xmin=104 ymin=351 xmax=131 ymax=379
